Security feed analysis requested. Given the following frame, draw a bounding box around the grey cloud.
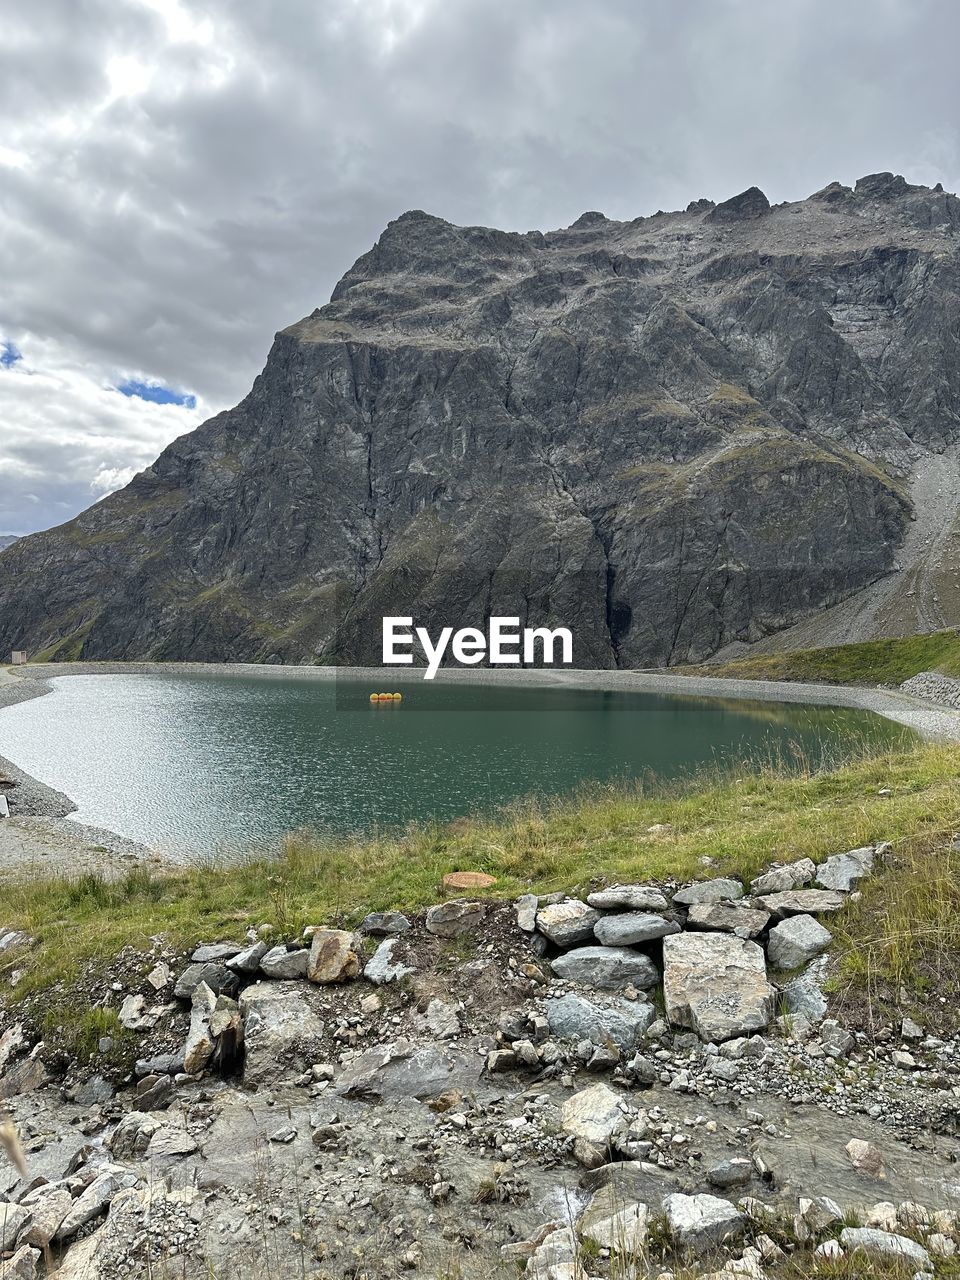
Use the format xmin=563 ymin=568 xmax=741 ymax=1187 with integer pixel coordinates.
xmin=1 ymin=0 xmax=959 ymax=533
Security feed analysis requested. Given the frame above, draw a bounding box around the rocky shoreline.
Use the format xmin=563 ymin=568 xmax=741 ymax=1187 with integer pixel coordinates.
xmin=1 ymin=843 xmax=959 ymax=1278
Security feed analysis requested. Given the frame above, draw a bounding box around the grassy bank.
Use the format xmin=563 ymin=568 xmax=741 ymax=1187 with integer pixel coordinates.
xmin=2 ymin=738 xmax=960 ymax=1025
xmin=683 ymin=629 xmax=960 ymax=685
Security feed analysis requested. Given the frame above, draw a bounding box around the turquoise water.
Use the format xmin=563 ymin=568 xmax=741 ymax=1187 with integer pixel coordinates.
xmin=0 ymin=673 xmax=911 ymax=858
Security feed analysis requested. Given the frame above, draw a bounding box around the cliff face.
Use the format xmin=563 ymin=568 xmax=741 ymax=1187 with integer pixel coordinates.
xmin=3 ymin=172 xmax=960 ymax=667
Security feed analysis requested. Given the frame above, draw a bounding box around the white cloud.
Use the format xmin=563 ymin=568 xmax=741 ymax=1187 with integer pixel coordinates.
xmin=1 ymin=0 xmax=958 ymax=534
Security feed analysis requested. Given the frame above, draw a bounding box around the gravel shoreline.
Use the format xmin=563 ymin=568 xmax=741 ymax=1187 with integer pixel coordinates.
xmin=1 ymin=660 xmax=958 ymax=876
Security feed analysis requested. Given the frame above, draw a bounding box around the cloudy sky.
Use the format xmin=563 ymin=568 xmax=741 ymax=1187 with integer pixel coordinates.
xmin=2 ymin=0 xmax=958 ymax=535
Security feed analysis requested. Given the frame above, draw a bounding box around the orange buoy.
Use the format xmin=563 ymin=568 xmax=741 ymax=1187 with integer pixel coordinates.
xmin=378 ymin=692 xmax=391 ymax=701
xmin=369 ymin=693 xmax=378 ymax=703
xmin=391 ymin=692 xmax=402 ymax=701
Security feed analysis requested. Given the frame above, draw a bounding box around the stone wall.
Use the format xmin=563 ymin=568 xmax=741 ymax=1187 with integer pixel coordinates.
xmin=900 ymin=670 xmax=960 ymax=710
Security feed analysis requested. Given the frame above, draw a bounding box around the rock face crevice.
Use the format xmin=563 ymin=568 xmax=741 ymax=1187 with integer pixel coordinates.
xmin=4 ymin=172 xmax=960 ymax=665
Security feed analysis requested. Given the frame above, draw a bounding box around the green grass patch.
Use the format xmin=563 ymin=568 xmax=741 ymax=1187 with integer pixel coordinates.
xmin=2 ymin=739 xmax=959 ymax=1013
xmin=684 ymin=629 xmax=960 ymax=686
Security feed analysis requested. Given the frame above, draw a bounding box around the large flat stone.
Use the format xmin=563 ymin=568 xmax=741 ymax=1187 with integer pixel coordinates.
xmin=238 ymin=982 xmax=324 ymax=1086
xmin=535 ymin=899 xmax=600 ymax=947
xmin=815 ymin=845 xmax=875 ymax=892
xmin=767 ymin=914 xmax=832 ymax=969
xmin=749 ymin=858 xmax=815 ymax=895
xmin=594 ymin=912 xmax=680 ymax=946
xmin=685 ymin=902 xmax=770 ymax=938
xmin=546 ymin=992 xmax=654 ymax=1051
xmin=673 ymin=878 xmax=744 ymax=906
xmin=561 ymin=1083 xmax=627 ymax=1146
xmin=758 ymin=889 xmax=846 ymax=917
xmin=550 ymin=945 xmax=659 ymax=990
xmin=586 ymin=885 xmax=670 ymax=911
xmin=662 ymin=933 xmax=775 ymax=1042
xmin=662 ymin=1193 xmax=744 ymax=1255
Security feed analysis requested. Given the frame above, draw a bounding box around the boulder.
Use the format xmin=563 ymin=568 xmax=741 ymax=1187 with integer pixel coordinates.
xmin=662 ymin=1192 xmax=745 ymax=1254
xmin=260 ymin=945 xmax=310 ymax=979
xmin=662 ymin=933 xmax=775 ymax=1042
xmin=586 ymin=885 xmax=670 ymax=912
xmin=514 ymin=894 xmax=539 ymax=932
xmin=18 ymin=1185 xmax=71 ymax=1249
xmin=535 ymin=900 xmax=600 ymax=947
xmin=226 ymin=940 xmax=270 ymax=973
xmin=779 ymin=961 xmax=829 ymax=1033
xmin=840 ymin=1227 xmax=931 ymax=1271
xmin=673 ymin=878 xmax=744 ymax=906
xmin=845 ymin=1138 xmax=886 ymax=1179
xmin=307 ymin=929 xmax=360 ymax=983
xmin=757 ymin=888 xmax=846 ymax=916
xmin=424 ymin=900 xmax=484 ymax=937
xmin=422 ymin=998 xmax=460 ymax=1039
xmin=359 ymin=911 xmax=410 ymax=936
xmin=0 ymin=1201 xmax=30 ymax=1251
xmin=816 ymin=846 xmax=875 ymax=892
xmin=579 ymin=1201 xmax=649 ymax=1253
xmin=550 ymin=945 xmax=658 ymax=991
xmin=54 ymin=1165 xmax=139 ymax=1241
xmin=561 ymin=1083 xmax=626 ymax=1146
xmin=686 ymin=902 xmax=770 ymax=938
xmin=363 ymin=938 xmax=414 ymax=985
xmin=525 ymin=1227 xmax=585 ymax=1280
xmin=0 ymin=1246 xmax=39 ymax=1279
xmin=706 ymin=1158 xmax=754 ymax=1190
xmin=594 ymin=912 xmax=679 ymax=946
xmin=173 ymin=961 xmax=238 ymax=1000
xmin=749 ymin=858 xmax=816 ymax=895
xmin=547 ymin=992 xmax=654 ymax=1051
xmin=238 ymin=982 xmax=325 ymax=1086
xmin=108 ymin=1112 xmax=161 ymax=1160
xmin=191 ymin=942 xmax=243 ymax=963
xmin=766 ymin=914 xmax=832 ymax=969
xmin=182 ymin=981 xmax=217 ymax=1074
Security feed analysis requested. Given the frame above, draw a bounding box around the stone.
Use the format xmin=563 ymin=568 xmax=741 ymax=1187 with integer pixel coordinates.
xmin=547 ymin=992 xmax=654 ymax=1051
xmin=706 ymin=1158 xmax=754 ymax=1189
xmin=0 ymin=1246 xmax=39 ymax=1279
xmin=182 ymin=980 xmax=217 ymax=1074
xmin=593 ymin=912 xmax=680 ymax=945
xmin=363 ymin=938 xmax=414 ymax=985
xmin=173 ymin=961 xmax=237 ymax=1000
xmin=145 ymin=962 xmax=170 ymax=989
xmin=18 ymin=1185 xmax=72 ymax=1249
xmin=673 ymin=878 xmax=744 ymax=906
xmin=118 ymin=994 xmax=149 ymax=1030
xmin=514 ymin=894 xmax=539 ymax=931
xmin=535 ymin=899 xmax=600 ymax=947
xmin=108 ymin=1111 xmax=161 ymax=1160
xmin=191 ymin=942 xmax=243 ymax=962
xmin=757 ymin=889 xmax=846 ymax=916
xmin=226 ymin=940 xmax=271 ymax=973
xmin=442 ymin=871 xmax=495 ymax=890
xmin=486 ymin=1049 xmax=518 ymax=1073
xmin=359 ymin=911 xmax=410 ymax=936
xmin=55 ymin=1164 xmax=139 ymax=1240
xmin=686 ymin=902 xmax=770 ymax=938
xmin=662 ymin=1193 xmax=745 ymax=1254
xmin=525 ymin=1227 xmax=585 ymax=1280
xmin=780 ymin=964 xmax=829 ymax=1033
xmin=901 ymin=1016 xmax=923 ymax=1040
xmin=422 ymin=998 xmax=460 ymax=1039
xmin=307 ymin=929 xmax=360 ymax=983
xmin=749 ymin=858 xmax=816 ymax=895
xmin=839 ymin=1227 xmax=931 ymax=1271
xmin=845 ymin=1138 xmax=886 ymax=1179
xmin=929 ymin=1233 xmax=957 ymax=1258
xmin=238 ymin=982 xmax=325 ymax=1086
xmin=0 ymin=1201 xmax=31 ymax=1251
xmin=766 ymin=914 xmax=832 ymax=969
xmin=820 ymin=1019 xmax=855 ymax=1057
xmin=586 ymin=885 xmax=670 ymax=912
xmin=259 ymin=945 xmax=310 ymax=979
xmin=815 ymin=845 xmax=875 ymax=892
xmin=560 ymin=1083 xmax=626 ymax=1147
xmin=662 ymin=933 xmax=775 ymax=1042
xmin=145 ymin=1123 xmax=199 ymax=1159
xmin=550 ymin=945 xmax=658 ymax=990
xmin=579 ymin=1201 xmax=649 ymax=1254
xmin=424 ymin=900 xmax=484 ymax=937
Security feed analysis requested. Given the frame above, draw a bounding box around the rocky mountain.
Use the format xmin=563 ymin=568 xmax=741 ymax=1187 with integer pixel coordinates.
xmin=3 ymin=171 xmax=960 ymax=666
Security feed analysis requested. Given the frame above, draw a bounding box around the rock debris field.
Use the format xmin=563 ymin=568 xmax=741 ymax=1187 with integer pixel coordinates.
xmin=1 ymin=840 xmax=960 ymax=1279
